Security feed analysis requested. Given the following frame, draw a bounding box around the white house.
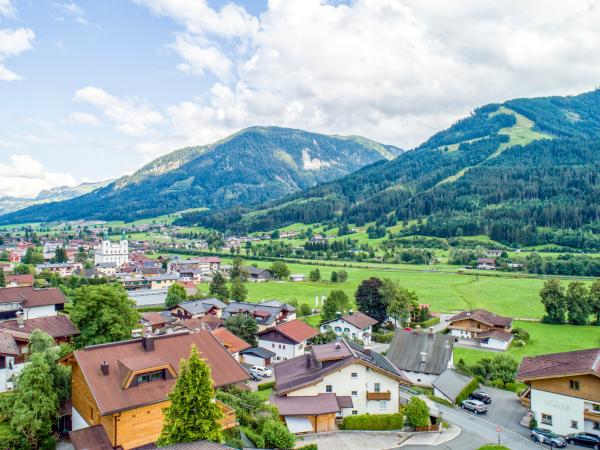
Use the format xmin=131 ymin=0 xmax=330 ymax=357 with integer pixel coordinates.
xmin=289 ymin=274 xmax=306 ymax=282
xmin=272 ymin=339 xmax=407 ymax=432
xmin=0 ymin=286 xmax=68 ymax=320
xmin=240 ymin=347 xmax=275 ymax=367
xmin=35 ymin=262 xmax=83 ymax=277
xmin=94 ymin=233 xmax=129 ymax=267
xmin=320 ymin=311 xmax=378 ymax=345
xmin=518 ymin=348 xmax=600 ymax=437
xmin=258 ymin=319 xmax=318 ymax=363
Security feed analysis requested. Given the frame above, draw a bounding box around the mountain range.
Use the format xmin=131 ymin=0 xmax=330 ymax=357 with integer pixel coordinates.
xmin=0 ymin=127 xmax=399 ymax=224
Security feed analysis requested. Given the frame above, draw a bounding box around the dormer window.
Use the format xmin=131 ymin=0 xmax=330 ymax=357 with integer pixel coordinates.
xmin=136 ymin=369 xmax=165 ymax=384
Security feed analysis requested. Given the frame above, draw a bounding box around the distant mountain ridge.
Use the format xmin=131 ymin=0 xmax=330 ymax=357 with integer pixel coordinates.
xmin=0 ymin=126 xmax=400 ymax=224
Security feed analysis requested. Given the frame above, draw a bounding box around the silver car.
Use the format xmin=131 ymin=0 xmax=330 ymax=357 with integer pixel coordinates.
xmin=461 ymin=399 xmax=488 ymax=414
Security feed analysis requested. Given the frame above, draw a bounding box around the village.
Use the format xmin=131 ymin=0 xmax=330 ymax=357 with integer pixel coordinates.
xmin=0 ymin=227 xmax=598 ymax=450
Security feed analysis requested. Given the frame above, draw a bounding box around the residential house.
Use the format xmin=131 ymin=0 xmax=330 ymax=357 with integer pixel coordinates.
xmin=240 ymin=347 xmax=275 ymax=367
xmin=289 ymin=274 xmax=306 ymax=282
xmin=447 ymin=309 xmax=513 ymax=350
xmin=517 ymin=348 xmax=600 ymax=437
xmin=245 ymin=266 xmax=275 ymax=282
xmin=60 ymin=330 xmax=249 ymax=450
xmin=0 ymin=286 xmax=67 ymax=320
xmin=211 ymin=327 xmax=251 ymax=362
xmin=179 ymin=315 xmax=223 ymax=332
xmin=486 ymin=249 xmax=504 ymax=258
xmin=180 ymin=280 xmax=198 ymax=296
xmin=476 ymin=258 xmax=497 ymax=270
xmin=258 ymin=319 xmax=318 ymax=362
xmin=95 ymin=263 xmax=117 ymax=277
xmin=169 ymin=257 xmax=221 ymax=274
xmin=5 ymin=274 xmax=34 ymax=287
xmin=386 ymin=328 xmax=454 ymax=387
xmin=36 ymin=262 xmax=83 ymax=277
xmin=170 ymin=298 xmax=227 ymax=319
xmin=147 ymin=274 xmax=179 ymax=290
xmin=272 ymin=339 xmax=407 ymax=433
xmin=140 ymin=312 xmax=175 ymax=333
xmin=432 ymin=369 xmax=475 ymax=404
xmin=0 ymin=262 xmax=11 ymax=273
xmin=320 ymin=311 xmax=378 ymax=345
xmin=222 ymin=300 xmax=296 ymax=331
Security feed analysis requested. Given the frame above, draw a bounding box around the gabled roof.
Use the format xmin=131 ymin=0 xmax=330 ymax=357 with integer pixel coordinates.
xmin=211 ymin=328 xmax=251 ymax=354
xmin=245 ymin=266 xmax=273 ymax=277
xmin=69 ymin=425 xmax=113 ymax=450
xmin=0 ymin=332 xmax=19 ymax=356
xmin=432 ymin=369 xmax=474 ymax=403
xmin=0 ymin=315 xmax=80 ymax=339
xmin=65 ymin=330 xmax=249 ymax=415
xmin=222 ymin=301 xmax=290 ymax=326
xmin=517 ymin=348 xmax=600 ymax=381
xmin=477 ymin=329 xmax=513 ymax=342
xmin=140 ymin=311 xmax=173 ymax=327
xmin=387 ymin=330 xmax=454 ymax=376
xmin=5 ymin=274 xmax=34 ymax=284
xmin=258 ymin=319 xmax=318 ymax=343
xmin=175 ymin=298 xmax=227 ymax=315
xmin=240 ymin=347 xmax=275 ymax=359
xmin=270 ymin=392 xmax=349 ymax=415
xmin=0 ymin=286 xmax=67 ymax=307
xmin=179 ymin=315 xmax=223 ymax=331
xmin=322 ymin=311 xmax=378 ymax=329
xmin=448 ymin=309 xmax=512 ymax=328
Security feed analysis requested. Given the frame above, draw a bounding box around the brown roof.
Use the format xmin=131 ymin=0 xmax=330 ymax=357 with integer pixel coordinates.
xmin=258 ymin=319 xmax=318 ymax=343
xmin=517 ymin=348 xmax=600 ymax=381
xmin=141 ymin=312 xmax=170 ymax=327
xmin=211 ymin=328 xmax=251 ymax=354
xmin=0 ymin=332 xmax=19 ymax=356
xmin=68 ymin=330 xmax=249 ymax=415
xmin=0 ymin=315 xmax=80 ymax=339
xmin=69 ymin=425 xmax=113 ymax=450
xmin=180 ymin=316 xmax=223 ymax=331
xmin=448 ymin=309 xmax=512 ymax=328
xmin=5 ymin=274 xmax=34 ymax=284
xmin=340 ymin=311 xmax=378 ymax=329
xmin=270 ymin=393 xmax=343 ymax=415
xmin=477 ymin=329 xmax=513 ymax=342
xmin=0 ymin=286 xmax=67 ymax=307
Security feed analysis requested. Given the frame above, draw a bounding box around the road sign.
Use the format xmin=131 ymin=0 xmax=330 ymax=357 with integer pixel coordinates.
xmin=497 ymin=426 xmax=502 ymax=433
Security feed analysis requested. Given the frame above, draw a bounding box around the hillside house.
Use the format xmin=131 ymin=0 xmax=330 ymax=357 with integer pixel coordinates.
xmin=245 ymin=266 xmax=275 ymax=282
xmin=447 ymin=309 xmax=513 ymax=350
xmin=222 ymin=300 xmax=296 ymax=331
xmin=5 ymin=274 xmax=34 ymax=287
xmin=258 ymin=319 xmax=318 ymax=362
xmin=476 ymin=258 xmax=497 ymax=270
xmin=36 ymin=262 xmax=83 ymax=277
xmin=170 ymin=298 xmax=227 ymax=319
xmin=517 ymin=348 xmax=600 ymax=437
xmin=0 ymin=286 xmax=67 ymax=320
xmin=272 ymin=339 xmax=407 ymax=433
xmin=240 ymin=347 xmax=275 ymax=367
xmin=60 ymin=330 xmax=249 ymax=450
xmin=320 ymin=311 xmax=378 ymax=345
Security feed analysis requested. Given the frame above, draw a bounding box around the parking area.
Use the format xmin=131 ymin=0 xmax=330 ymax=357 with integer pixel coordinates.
xmin=298 ymin=431 xmax=406 ymax=450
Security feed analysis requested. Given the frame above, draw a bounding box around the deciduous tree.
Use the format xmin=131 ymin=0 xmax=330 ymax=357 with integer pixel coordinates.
xmin=321 ymin=290 xmax=350 ymax=322
xmin=224 ymin=315 xmax=258 ymax=347
xmin=405 ymin=397 xmax=430 ymax=428
xmin=270 ymin=261 xmax=290 ymax=280
xmin=540 ymin=278 xmax=566 ymax=324
xmin=566 ymin=280 xmax=591 ymax=325
xmin=165 ymin=282 xmax=187 ymax=309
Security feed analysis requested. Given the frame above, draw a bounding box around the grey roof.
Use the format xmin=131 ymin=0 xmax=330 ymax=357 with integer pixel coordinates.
xmin=432 ymin=369 xmax=474 ymax=402
xmin=244 ymin=266 xmax=274 ymax=277
xmin=177 ymin=298 xmax=227 ymax=315
xmin=222 ymin=301 xmax=293 ymax=326
xmin=387 ymin=331 xmax=454 ymax=375
xmin=241 ymin=347 xmax=276 ymax=359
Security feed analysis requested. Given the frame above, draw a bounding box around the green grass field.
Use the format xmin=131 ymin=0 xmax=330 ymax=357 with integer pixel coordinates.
xmin=454 ymin=320 xmax=600 ymax=366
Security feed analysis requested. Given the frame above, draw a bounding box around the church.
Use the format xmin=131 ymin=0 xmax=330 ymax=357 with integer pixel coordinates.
xmin=94 ymin=232 xmax=129 ymax=267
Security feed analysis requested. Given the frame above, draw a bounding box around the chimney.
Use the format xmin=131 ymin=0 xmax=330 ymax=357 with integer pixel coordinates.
xmin=335 ymin=342 xmax=341 ymax=351
xmin=348 ymin=309 xmax=353 ymax=315
xmin=414 ymin=325 xmax=421 ymax=334
xmin=16 ymin=312 xmax=24 ymax=329
xmin=142 ymin=333 xmax=155 ymax=352
xmin=336 ymin=311 xmax=342 ymax=319
xmin=364 ymin=348 xmax=372 ymax=357
xmin=420 ymin=352 xmax=427 ymax=364
xmin=100 ymin=361 xmax=109 ymax=376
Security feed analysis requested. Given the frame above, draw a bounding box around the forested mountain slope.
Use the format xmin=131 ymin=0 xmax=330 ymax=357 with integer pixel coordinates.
xmin=184 ymin=89 xmax=600 ymax=247
xmin=0 ymin=127 xmax=399 ymax=224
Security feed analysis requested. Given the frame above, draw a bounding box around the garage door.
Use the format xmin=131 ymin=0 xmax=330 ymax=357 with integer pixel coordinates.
xmin=284 ymin=416 xmax=314 ymax=433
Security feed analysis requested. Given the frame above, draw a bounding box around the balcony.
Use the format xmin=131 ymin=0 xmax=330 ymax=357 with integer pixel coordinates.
xmin=366 ymin=391 xmax=391 ymax=401
xmin=217 ymin=400 xmax=238 ymax=429
xmin=584 ymin=409 xmax=600 ymax=422
xmin=519 ymin=388 xmax=531 ymax=408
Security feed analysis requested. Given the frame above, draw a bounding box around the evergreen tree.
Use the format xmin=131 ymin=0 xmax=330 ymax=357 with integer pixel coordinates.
xmin=224 ymin=315 xmax=258 ymax=347
xmin=540 ymin=278 xmax=566 ymax=324
xmin=337 ymin=270 xmax=348 ymax=283
xmin=589 ymin=279 xmax=600 ymax=324
xmin=165 ymin=283 xmax=188 ymax=309
xmin=309 ymin=268 xmax=321 ymax=282
xmin=0 ymin=270 xmax=5 ymax=288
xmin=229 ymin=257 xmax=247 ymax=281
xmin=321 ymin=290 xmax=350 ymax=322
xmin=330 ymin=271 xmax=338 ymax=282
xmin=158 ymin=346 xmax=223 ymax=445
xmin=54 ymin=247 xmax=68 ymax=263
xmin=70 ymin=285 xmax=139 ymax=346
xmin=566 ymin=281 xmax=591 ymax=325
xmin=209 ymin=272 xmax=230 ymax=300
xmin=230 ymin=278 xmax=248 ymax=302
xmin=355 ymin=277 xmax=386 ymax=324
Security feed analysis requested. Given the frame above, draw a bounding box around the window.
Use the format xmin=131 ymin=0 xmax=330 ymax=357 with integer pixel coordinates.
xmin=326 ymin=385 xmax=333 ymax=393
xmin=541 ymin=414 xmax=552 ymax=425
xmin=571 ymin=420 xmax=578 ymax=429
xmin=351 ymin=391 xmax=358 ymax=396
xmin=272 ymin=343 xmax=275 ymax=348
xmin=282 ymin=345 xmax=286 ymax=349
xmin=323 ymin=325 xmax=330 ymax=330
xmin=137 ymin=370 xmax=165 ymax=384
xmin=352 ymin=410 xmax=358 ymax=415
xmin=569 ymin=379 xmax=580 ymax=390
xmin=593 ymin=404 xmax=600 ymax=412
xmin=351 ymin=372 xmax=357 ymax=379
xmin=379 ymin=401 xmax=387 ymax=410
xmin=344 ymin=328 xmax=350 ymax=333
xmin=334 ymin=327 xmax=342 ymax=332
xmin=374 ymin=383 xmax=381 ymax=393
xmin=594 ymin=422 xmax=600 ymax=431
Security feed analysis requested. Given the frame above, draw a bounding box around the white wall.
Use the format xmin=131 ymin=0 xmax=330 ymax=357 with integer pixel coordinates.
xmin=23 ymin=304 xmax=56 ymax=319
xmin=320 ymin=320 xmax=372 ymax=344
xmin=243 ymin=354 xmax=269 ymax=367
xmin=450 ymin=329 xmax=472 ymax=339
xmin=531 ymin=388 xmax=584 ymax=436
xmin=288 ymin=362 xmax=399 ymax=416
xmin=71 ymin=406 xmax=89 ymax=431
xmin=401 ymin=370 xmax=438 ymax=387
xmin=481 ymin=337 xmax=510 ymax=350
xmin=259 ymin=338 xmax=304 ymax=362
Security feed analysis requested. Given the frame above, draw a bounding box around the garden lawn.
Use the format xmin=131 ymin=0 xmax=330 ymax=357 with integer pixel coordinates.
xmin=454 ymin=320 xmax=600 ymax=367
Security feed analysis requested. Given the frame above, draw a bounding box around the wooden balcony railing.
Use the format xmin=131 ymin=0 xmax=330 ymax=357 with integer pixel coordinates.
xmin=366 ymin=391 xmax=391 ymax=401
xmin=217 ymin=400 xmax=238 ymax=429
xmin=584 ymin=409 xmax=600 ymax=422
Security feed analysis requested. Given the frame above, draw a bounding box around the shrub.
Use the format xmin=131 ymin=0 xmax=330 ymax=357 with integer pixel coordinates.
xmin=0 ymin=421 xmax=27 ymax=450
xmin=340 ymin=413 xmax=403 ymax=430
xmin=298 ymin=304 xmax=313 ymax=317
xmin=372 ymin=331 xmax=394 ymax=343
xmin=410 ymin=316 xmax=440 ymax=328
xmin=405 ymin=397 xmax=430 ymax=428
xmin=261 ymin=419 xmax=296 ymax=449
xmin=258 ymin=381 xmax=275 ymax=391
xmin=454 ymin=378 xmax=479 ymax=405
xmin=242 ymin=426 xmax=265 ymax=448
xmin=296 ymin=445 xmax=318 ymax=450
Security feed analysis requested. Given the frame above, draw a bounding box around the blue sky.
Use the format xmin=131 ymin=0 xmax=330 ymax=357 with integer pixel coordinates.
xmin=0 ymin=0 xmax=599 ymax=198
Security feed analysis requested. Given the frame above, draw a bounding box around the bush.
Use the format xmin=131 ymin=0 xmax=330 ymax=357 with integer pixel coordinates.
xmin=258 ymin=381 xmax=275 ymax=391
xmin=340 ymin=413 xmax=403 ymax=430
xmin=405 ymin=397 xmax=430 ymax=428
xmin=0 ymin=422 xmax=27 ymax=450
xmin=296 ymin=445 xmax=318 ymax=450
xmin=242 ymin=426 xmax=265 ymax=448
xmin=298 ymin=304 xmax=313 ymax=317
xmin=372 ymin=331 xmax=394 ymax=343
xmin=410 ymin=316 xmax=440 ymax=328
xmin=454 ymin=378 xmax=479 ymax=405
xmin=261 ymin=419 xmax=296 ymax=449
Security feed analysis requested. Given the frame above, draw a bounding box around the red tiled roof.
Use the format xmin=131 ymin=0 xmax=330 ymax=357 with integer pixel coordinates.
xmin=0 ymin=332 xmax=19 ymax=356
xmin=69 ymin=425 xmax=113 ymax=450
xmin=0 ymin=315 xmax=79 ymax=339
xmin=258 ymin=319 xmax=318 ymax=343
xmin=517 ymin=348 xmax=600 ymax=381
xmin=448 ymin=309 xmax=512 ymax=328
xmin=0 ymin=286 xmax=67 ymax=307
xmin=141 ymin=312 xmax=169 ymax=327
xmin=341 ymin=311 xmax=378 ymax=329
xmin=5 ymin=274 xmax=34 ymax=284
xmin=180 ymin=316 xmax=223 ymax=331
xmin=69 ymin=330 xmax=249 ymax=415
xmin=270 ymin=393 xmax=343 ymax=415
xmin=211 ymin=328 xmax=251 ymax=354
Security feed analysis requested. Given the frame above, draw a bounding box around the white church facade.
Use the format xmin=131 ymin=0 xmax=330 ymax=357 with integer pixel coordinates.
xmin=94 ymin=233 xmax=129 ymax=267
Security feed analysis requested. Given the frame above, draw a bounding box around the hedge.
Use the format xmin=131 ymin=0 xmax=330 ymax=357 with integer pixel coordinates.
xmin=454 ymin=378 xmax=479 ymax=405
xmin=372 ymin=331 xmax=394 ymax=343
xmin=296 ymin=445 xmax=318 ymax=450
xmin=241 ymin=426 xmax=265 ymax=448
xmin=340 ymin=413 xmax=403 ymax=430
xmin=409 ymin=316 xmax=441 ymax=329
xmin=258 ymin=381 xmax=275 ymax=391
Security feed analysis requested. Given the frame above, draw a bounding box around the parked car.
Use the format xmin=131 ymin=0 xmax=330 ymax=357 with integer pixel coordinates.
xmin=530 ymin=428 xmax=567 ymax=448
xmin=567 ymin=432 xmax=600 ymax=449
xmin=248 ymin=371 xmax=262 ymax=382
xmin=250 ymin=366 xmax=272 ymax=377
xmin=469 ymin=390 xmax=492 ymax=404
xmin=460 ymin=399 xmax=488 ymax=414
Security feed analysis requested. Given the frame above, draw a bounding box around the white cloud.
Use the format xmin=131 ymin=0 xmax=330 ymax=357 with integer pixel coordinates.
xmin=131 ymin=0 xmax=600 ymax=149
xmin=0 ymin=0 xmax=15 ymax=18
xmin=74 ymin=86 xmax=163 ymax=135
xmin=0 ymin=27 xmax=35 ymax=81
xmin=52 ymin=2 xmax=88 ymax=25
xmin=0 ymin=154 xmax=77 ymax=198
xmin=67 ymin=112 xmax=101 ymax=126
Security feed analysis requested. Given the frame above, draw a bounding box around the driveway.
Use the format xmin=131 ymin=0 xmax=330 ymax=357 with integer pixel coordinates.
xmin=298 ymin=431 xmax=405 ymax=450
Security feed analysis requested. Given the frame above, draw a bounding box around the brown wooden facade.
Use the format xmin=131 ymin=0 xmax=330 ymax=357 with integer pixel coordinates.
xmin=448 ymin=318 xmax=510 ymax=335
xmin=528 ymin=374 xmax=600 ymax=404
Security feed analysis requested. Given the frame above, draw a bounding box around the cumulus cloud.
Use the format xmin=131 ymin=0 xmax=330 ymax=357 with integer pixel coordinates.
xmin=131 ymin=0 xmax=600 ymax=149
xmin=0 ymin=154 xmax=77 ymax=198
xmin=0 ymin=0 xmax=15 ymax=18
xmin=0 ymin=27 xmax=35 ymax=81
xmin=74 ymin=86 xmax=163 ymax=135
xmin=52 ymin=1 xmax=88 ymax=25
